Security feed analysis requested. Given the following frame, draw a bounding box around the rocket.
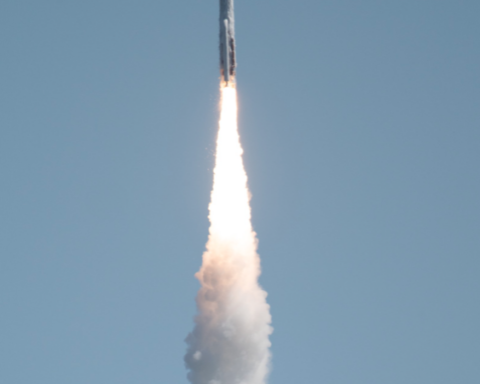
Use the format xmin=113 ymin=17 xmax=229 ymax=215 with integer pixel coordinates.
xmin=219 ymin=0 xmax=236 ymax=84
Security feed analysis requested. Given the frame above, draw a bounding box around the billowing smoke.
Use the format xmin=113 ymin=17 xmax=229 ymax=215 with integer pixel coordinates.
xmin=185 ymin=85 xmax=272 ymax=384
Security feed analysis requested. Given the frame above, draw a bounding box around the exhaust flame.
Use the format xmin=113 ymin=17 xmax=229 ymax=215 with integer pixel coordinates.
xmin=185 ymin=84 xmax=272 ymax=384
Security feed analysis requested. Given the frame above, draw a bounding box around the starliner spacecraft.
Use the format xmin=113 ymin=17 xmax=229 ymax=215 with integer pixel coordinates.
xmin=219 ymin=0 xmax=236 ymax=84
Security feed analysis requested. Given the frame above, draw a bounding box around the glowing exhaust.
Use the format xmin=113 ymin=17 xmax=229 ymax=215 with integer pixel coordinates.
xmin=185 ymin=84 xmax=272 ymax=384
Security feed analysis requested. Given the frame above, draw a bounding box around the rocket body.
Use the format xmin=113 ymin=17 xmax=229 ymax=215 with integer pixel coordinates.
xmin=219 ymin=0 xmax=236 ymax=84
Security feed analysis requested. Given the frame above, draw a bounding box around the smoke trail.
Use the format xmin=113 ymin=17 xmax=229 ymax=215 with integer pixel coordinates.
xmin=185 ymin=84 xmax=272 ymax=384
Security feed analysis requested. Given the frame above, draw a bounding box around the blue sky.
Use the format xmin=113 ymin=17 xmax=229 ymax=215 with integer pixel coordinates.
xmin=1 ymin=1 xmax=479 ymax=383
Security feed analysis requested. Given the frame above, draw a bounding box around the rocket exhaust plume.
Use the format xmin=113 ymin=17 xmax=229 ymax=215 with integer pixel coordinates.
xmin=184 ymin=2 xmax=272 ymax=384
xmin=184 ymin=85 xmax=272 ymax=384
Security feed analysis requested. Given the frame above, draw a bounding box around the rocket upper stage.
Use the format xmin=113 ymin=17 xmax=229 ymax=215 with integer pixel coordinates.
xmin=219 ymin=0 xmax=236 ymax=84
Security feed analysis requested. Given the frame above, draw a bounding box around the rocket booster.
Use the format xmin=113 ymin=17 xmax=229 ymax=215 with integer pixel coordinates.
xmin=219 ymin=0 xmax=236 ymax=84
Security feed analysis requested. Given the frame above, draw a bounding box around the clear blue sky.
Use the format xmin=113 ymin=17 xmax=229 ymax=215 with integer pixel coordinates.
xmin=1 ymin=1 xmax=479 ymax=383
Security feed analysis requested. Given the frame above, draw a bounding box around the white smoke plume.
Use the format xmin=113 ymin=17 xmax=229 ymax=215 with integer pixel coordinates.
xmin=185 ymin=85 xmax=272 ymax=384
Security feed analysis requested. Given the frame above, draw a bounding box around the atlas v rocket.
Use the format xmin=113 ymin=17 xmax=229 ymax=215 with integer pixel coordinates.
xmin=219 ymin=0 xmax=236 ymax=84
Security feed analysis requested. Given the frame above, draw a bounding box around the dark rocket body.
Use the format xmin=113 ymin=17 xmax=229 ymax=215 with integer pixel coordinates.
xmin=219 ymin=0 xmax=236 ymax=84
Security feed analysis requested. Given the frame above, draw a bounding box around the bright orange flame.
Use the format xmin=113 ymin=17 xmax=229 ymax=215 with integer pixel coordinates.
xmin=209 ymin=85 xmax=254 ymax=248
xmin=185 ymin=83 xmax=272 ymax=384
